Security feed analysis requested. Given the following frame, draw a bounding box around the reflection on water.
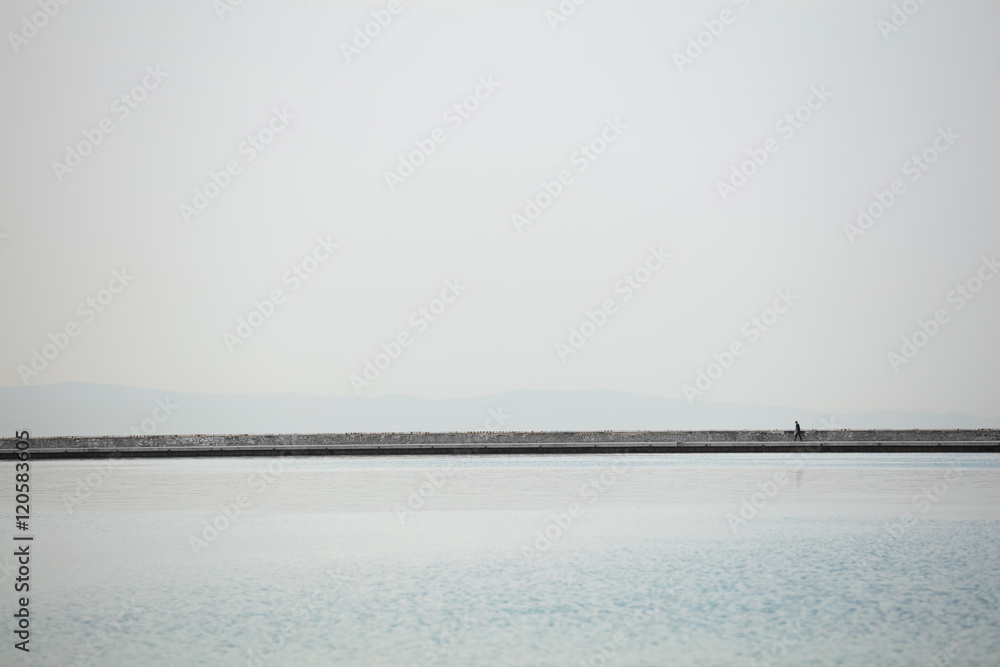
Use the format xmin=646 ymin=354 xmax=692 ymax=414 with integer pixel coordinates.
xmin=2 ymin=454 xmax=999 ymax=666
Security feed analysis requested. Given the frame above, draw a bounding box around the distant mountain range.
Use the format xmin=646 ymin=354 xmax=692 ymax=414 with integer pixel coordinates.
xmin=1 ymin=383 xmax=998 ymax=437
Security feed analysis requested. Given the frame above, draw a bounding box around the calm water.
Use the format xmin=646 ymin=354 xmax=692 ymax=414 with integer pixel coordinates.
xmin=2 ymin=453 xmax=999 ymax=666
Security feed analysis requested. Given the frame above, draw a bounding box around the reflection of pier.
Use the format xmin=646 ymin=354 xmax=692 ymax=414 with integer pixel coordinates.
xmin=2 ymin=430 xmax=998 ymax=459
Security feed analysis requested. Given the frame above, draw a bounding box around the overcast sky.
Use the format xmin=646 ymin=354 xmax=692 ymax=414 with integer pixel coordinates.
xmin=1 ymin=0 xmax=998 ymax=420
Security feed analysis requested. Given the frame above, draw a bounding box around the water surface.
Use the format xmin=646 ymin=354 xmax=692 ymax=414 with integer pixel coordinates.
xmin=2 ymin=453 xmax=998 ymax=666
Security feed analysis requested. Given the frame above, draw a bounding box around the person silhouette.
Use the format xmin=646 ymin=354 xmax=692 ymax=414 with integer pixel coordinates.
xmin=794 ymin=421 xmax=803 ymax=441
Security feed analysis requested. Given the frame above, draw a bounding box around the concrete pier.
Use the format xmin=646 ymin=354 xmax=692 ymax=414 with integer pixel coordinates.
xmin=1 ymin=430 xmax=998 ymax=459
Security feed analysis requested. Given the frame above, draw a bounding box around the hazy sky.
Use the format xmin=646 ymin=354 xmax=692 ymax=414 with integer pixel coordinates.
xmin=1 ymin=0 xmax=998 ymax=419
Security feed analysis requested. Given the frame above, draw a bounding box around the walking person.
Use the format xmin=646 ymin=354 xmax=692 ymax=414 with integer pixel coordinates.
xmin=794 ymin=421 xmax=803 ymax=441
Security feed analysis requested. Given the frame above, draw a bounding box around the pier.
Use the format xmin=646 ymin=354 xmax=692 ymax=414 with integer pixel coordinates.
xmin=1 ymin=429 xmax=998 ymax=459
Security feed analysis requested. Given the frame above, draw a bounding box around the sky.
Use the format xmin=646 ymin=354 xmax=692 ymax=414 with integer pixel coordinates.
xmin=1 ymin=0 xmax=998 ymax=421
